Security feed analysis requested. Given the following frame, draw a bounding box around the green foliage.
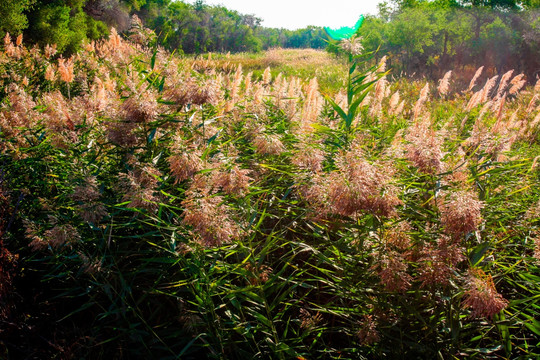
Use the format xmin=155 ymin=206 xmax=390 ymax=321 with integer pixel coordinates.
xmin=6 ymin=0 xmax=329 ymax=55
xmin=25 ymin=0 xmax=107 ymax=53
xmin=355 ymin=4 xmax=540 ymax=80
xmin=137 ymin=1 xmax=328 ymax=54
xmin=324 ymin=43 xmax=385 ymax=145
xmin=0 ymin=0 xmax=35 ymax=36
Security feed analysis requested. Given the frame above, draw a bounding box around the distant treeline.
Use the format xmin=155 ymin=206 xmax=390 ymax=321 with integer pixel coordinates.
xmin=357 ymin=0 xmax=540 ymax=80
xmin=0 ymin=0 xmax=327 ymax=54
xmin=138 ymin=0 xmax=328 ymax=53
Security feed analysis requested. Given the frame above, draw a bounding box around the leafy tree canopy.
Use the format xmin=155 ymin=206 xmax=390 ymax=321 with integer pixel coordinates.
xmin=0 ymin=0 xmax=35 ymax=37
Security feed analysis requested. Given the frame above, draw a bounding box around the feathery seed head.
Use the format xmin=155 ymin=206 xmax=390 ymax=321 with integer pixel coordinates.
xmin=496 ymin=70 xmax=514 ymax=98
xmin=438 ymin=71 xmax=452 ymax=97
xmin=44 ymin=44 xmax=57 ymax=59
xmin=182 ymin=190 xmax=243 ymax=247
xmin=253 ymin=134 xmax=285 ymax=155
xmin=526 ymin=94 xmax=538 ymax=114
xmin=462 ymin=268 xmax=508 ymax=319
xmin=212 ymin=166 xmax=252 ymax=195
xmin=357 ymin=315 xmax=379 ymax=345
xmin=44 ymin=224 xmax=80 ymax=249
xmin=3 ymin=33 xmax=11 ymax=47
xmin=44 ymin=65 xmax=55 ymax=81
xmin=389 ymin=91 xmax=400 ymax=112
xmin=378 ymin=55 xmax=387 ymax=73
xmin=169 ymin=151 xmax=204 ymax=184
xmin=58 ymin=57 xmax=74 ymax=83
xmin=405 ymin=116 xmax=444 ymax=174
xmin=24 ymin=220 xmax=47 ymax=252
xmin=312 ymin=147 xmax=402 ymax=218
xmin=262 ymin=67 xmax=271 ymax=84
xmin=480 ymin=75 xmax=498 ymax=103
xmin=299 ymin=308 xmax=323 ymax=330
xmin=378 ymin=251 xmax=412 ymax=292
xmin=385 ymin=221 xmax=412 ymax=250
xmin=417 ymin=236 xmax=465 ymax=287
xmin=534 ymin=236 xmax=540 ymax=262
xmin=340 ymin=36 xmax=363 ymax=56
xmin=440 ymin=190 xmax=484 ymax=238
xmin=72 ymin=177 xmax=101 ymax=202
xmin=467 ymin=66 xmax=484 ymax=92
xmin=292 ymin=145 xmax=325 ymax=173
xmin=509 ymin=77 xmax=526 ymax=96
xmin=413 ymin=83 xmax=430 ymax=120
xmin=122 ymin=93 xmax=159 ymax=123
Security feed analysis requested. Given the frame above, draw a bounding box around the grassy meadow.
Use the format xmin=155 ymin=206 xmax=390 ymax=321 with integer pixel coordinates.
xmin=196 ymin=48 xmax=348 ymax=94
xmin=0 ymin=27 xmax=540 ymax=360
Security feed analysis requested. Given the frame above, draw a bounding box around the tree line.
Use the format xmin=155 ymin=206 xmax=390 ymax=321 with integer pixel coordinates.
xmin=358 ymin=0 xmax=540 ymax=80
xmin=0 ymin=0 xmax=327 ymax=54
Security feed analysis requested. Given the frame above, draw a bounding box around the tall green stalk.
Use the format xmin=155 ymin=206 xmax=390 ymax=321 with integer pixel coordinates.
xmin=323 ymin=40 xmax=386 ymax=146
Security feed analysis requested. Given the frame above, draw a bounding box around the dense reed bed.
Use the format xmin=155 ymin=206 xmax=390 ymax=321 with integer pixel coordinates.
xmin=0 ymin=22 xmax=539 ymax=359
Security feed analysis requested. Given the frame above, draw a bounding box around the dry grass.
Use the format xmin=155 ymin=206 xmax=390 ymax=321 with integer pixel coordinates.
xmin=189 ymin=48 xmax=347 ymax=94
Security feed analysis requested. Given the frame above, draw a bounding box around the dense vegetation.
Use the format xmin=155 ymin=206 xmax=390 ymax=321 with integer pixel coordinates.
xmin=1 ymin=0 xmax=539 ymax=83
xmin=358 ymin=0 xmax=540 ymax=81
xmin=0 ymin=23 xmax=539 ymax=359
xmin=0 ymin=0 xmax=327 ymax=55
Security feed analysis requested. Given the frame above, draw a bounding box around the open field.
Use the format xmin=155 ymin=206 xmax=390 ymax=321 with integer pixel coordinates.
xmin=1 ymin=31 xmax=540 ymax=359
xmin=193 ymin=48 xmax=348 ymax=94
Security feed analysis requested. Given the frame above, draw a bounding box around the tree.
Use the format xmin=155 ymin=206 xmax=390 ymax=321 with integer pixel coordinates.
xmin=0 ymin=0 xmax=35 ymax=37
xmin=26 ymin=0 xmax=107 ymax=54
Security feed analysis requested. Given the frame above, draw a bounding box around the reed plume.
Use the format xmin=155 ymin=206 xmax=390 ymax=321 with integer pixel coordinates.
xmin=306 ymin=145 xmax=401 ymax=219
xmin=211 ymin=166 xmax=252 ymax=196
xmin=182 ymin=187 xmax=244 ymax=247
xmin=72 ymin=177 xmax=108 ymax=224
xmin=378 ymin=251 xmax=412 ymax=292
xmin=58 ymin=57 xmax=74 ymax=83
xmin=262 ymin=66 xmax=271 ymax=84
xmin=467 ymin=66 xmax=484 ymax=92
xmin=44 ymin=224 xmax=81 ymax=249
xmin=417 ymin=236 xmax=465 ymax=287
xmin=44 ymin=44 xmax=57 ymax=59
xmin=292 ymin=144 xmax=325 ymax=173
xmin=340 ymin=36 xmax=364 ymax=55
xmin=496 ymin=70 xmax=513 ymax=98
xmin=437 ymin=70 xmax=452 ymax=97
xmin=439 ymin=189 xmax=483 ymax=238
xmin=169 ymin=151 xmax=204 ymax=183
xmin=370 ymin=77 xmax=388 ymax=117
xmin=462 ymin=268 xmax=508 ymax=319
xmin=389 ymin=91 xmax=400 ymax=113
xmin=413 ymin=83 xmax=429 ymax=120
xmin=357 ymin=315 xmax=379 ymax=345
xmin=253 ymin=134 xmax=285 ymax=155
xmin=526 ymin=94 xmax=538 ymax=114
xmin=299 ymin=78 xmax=323 ymax=132
xmin=480 ymin=75 xmax=498 ymax=103
xmin=120 ymin=166 xmax=162 ymax=213
xmin=508 ymin=74 xmax=526 ymax=95
xmin=405 ymin=116 xmax=443 ymax=174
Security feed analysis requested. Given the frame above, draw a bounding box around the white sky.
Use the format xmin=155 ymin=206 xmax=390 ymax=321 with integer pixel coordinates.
xmin=186 ymin=0 xmax=382 ymax=30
